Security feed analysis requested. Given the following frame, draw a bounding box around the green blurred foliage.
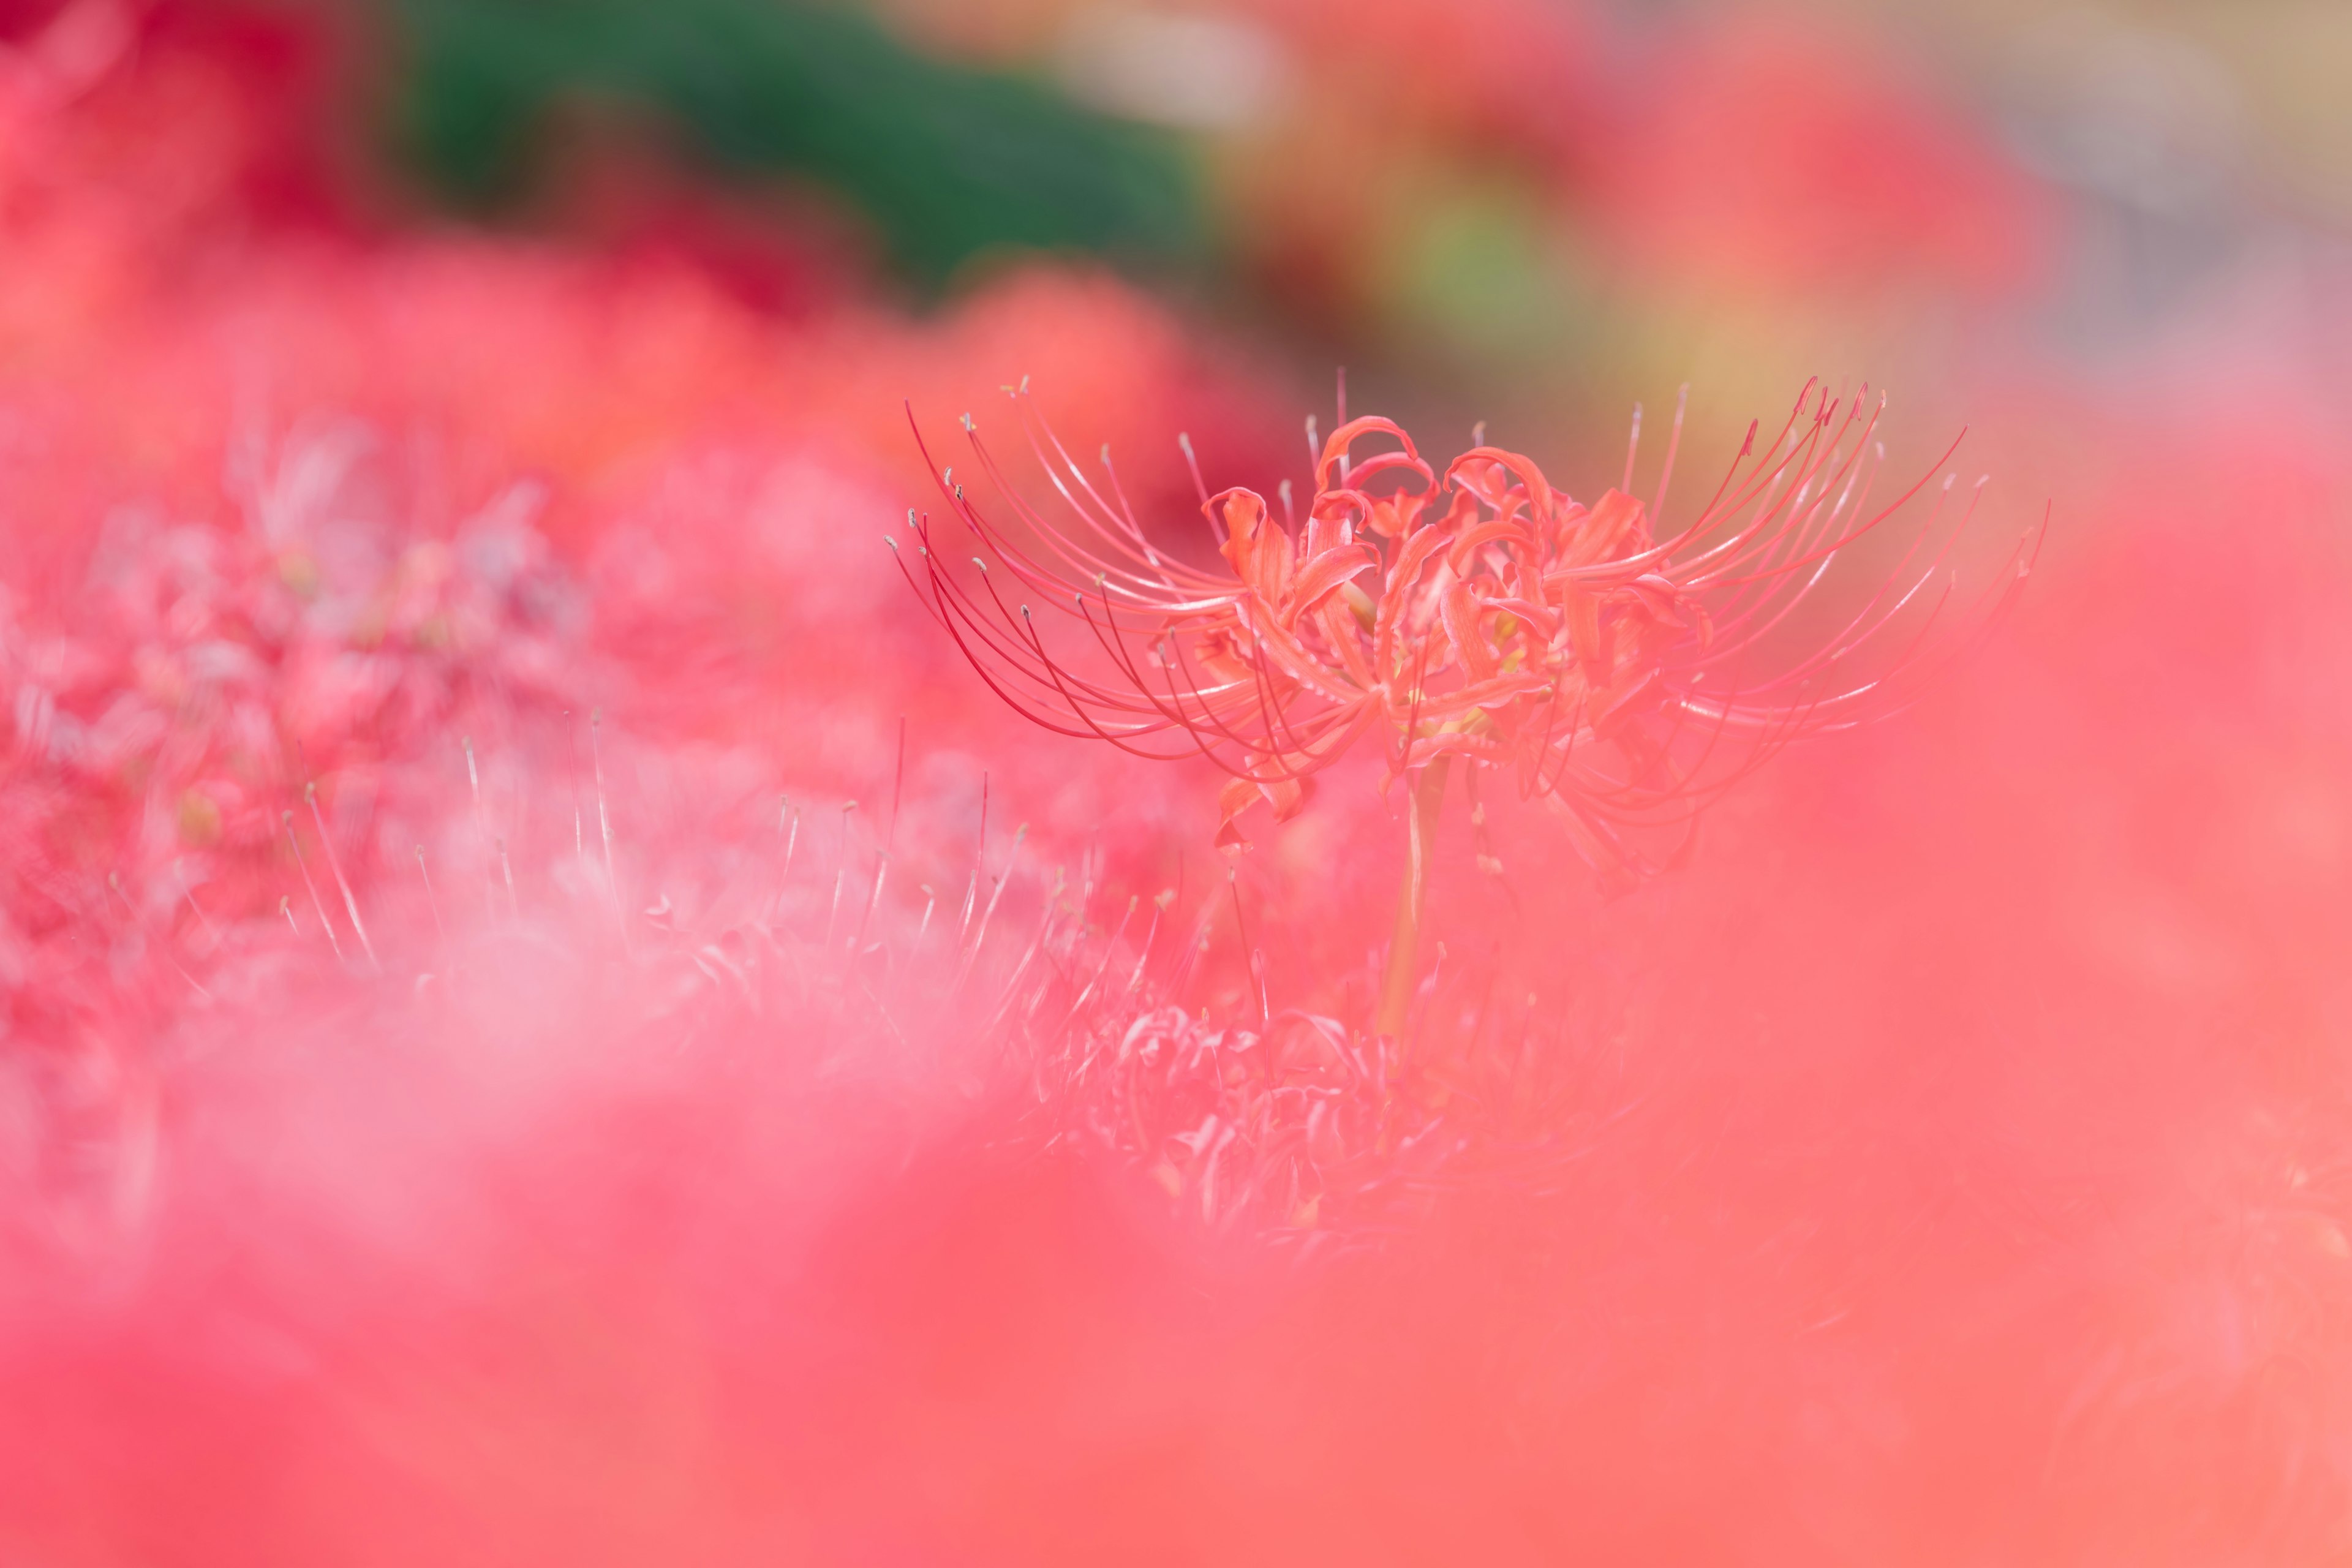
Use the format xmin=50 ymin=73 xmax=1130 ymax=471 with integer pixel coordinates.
xmin=380 ymin=0 xmax=1207 ymax=284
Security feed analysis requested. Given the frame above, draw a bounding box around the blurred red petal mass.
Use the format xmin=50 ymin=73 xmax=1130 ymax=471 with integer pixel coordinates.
xmin=4 ymin=3 xmax=2352 ymax=1565
xmin=1586 ymin=19 xmax=2054 ymax=299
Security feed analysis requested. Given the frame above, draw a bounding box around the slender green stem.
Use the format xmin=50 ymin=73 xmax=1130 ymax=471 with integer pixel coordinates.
xmin=1374 ymin=756 xmax=1450 ymax=1040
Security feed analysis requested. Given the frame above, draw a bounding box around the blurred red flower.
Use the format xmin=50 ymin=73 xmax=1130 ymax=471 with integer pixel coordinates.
xmin=1586 ymin=18 xmax=2053 ymax=300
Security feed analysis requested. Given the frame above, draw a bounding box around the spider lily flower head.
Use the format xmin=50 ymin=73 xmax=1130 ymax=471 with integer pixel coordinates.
xmin=895 ymin=381 xmax=2038 ymax=880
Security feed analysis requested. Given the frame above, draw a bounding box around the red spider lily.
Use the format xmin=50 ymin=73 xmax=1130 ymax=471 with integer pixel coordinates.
xmin=896 ymin=379 xmax=2039 ymax=1035
xmin=901 ymin=381 xmax=2035 ymax=862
